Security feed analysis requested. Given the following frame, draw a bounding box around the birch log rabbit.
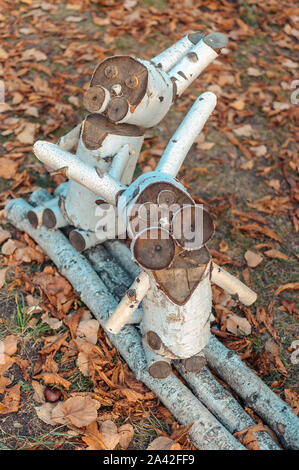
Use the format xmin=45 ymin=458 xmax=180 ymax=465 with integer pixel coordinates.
xmin=31 ymin=32 xmax=227 ymax=251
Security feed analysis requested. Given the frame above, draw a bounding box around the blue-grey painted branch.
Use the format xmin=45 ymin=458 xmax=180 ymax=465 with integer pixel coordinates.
xmin=204 ymin=336 xmax=299 ymax=449
xmin=5 ymin=196 xmax=245 ymax=450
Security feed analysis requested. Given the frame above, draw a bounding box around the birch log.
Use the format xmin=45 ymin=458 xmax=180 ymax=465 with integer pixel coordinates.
xmin=5 ymin=196 xmax=245 ymax=451
xmin=204 ymin=336 xmax=299 ymax=449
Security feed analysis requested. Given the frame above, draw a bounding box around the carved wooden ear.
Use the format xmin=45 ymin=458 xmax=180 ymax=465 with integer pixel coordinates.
xmin=83 ymin=86 xmax=107 ymax=113
xmin=132 ymin=227 xmax=175 ymax=271
xmin=171 ymin=205 xmax=214 ymax=250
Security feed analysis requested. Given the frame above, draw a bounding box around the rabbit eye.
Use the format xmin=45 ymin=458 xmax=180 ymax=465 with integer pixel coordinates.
xmin=172 ymin=205 xmax=214 ymax=250
xmin=104 ymin=65 xmax=118 ymax=79
xmin=125 ymin=75 xmax=139 ymax=89
xmin=157 ymin=190 xmax=176 ymax=206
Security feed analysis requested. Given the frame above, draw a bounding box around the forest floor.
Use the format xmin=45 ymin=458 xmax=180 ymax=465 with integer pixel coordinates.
xmin=0 ymin=0 xmax=298 ymax=450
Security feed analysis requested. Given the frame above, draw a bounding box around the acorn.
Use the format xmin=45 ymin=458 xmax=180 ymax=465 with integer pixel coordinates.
xmin=44 ymin=387 xmax=61 ymax=403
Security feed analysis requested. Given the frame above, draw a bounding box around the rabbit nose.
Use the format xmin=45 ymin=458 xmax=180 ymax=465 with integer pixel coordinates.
xmin=111 ymin=84 xmax=122 ymax=96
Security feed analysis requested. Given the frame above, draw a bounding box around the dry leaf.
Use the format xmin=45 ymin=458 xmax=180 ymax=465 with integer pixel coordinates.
xmin=0 ymin=227 xmax=11 ymax=244
xmin=32 ymin=380 xmax=46 ymax=403
xmin=250 ymin=145 xmax=267 ymax=157
xmin=118 ymin=423 xmax=134 ymax=449
xmin=53 ymin=396 xmax=100 ymax=428
xmin=35 ymin=402 xmax=57 ymax=425
xmin=274 ymin=282 xmax=299 ymax=296
xmin=16 ymin=123 xmax=37 ymax=144
xmin=233 ymin=124 xmax=253 ymax=137
xmin=0 ymin=376 xmax=11 ymax=394
xmin=230 ymin=100 xmax=245 ymax=111
xmin=41 ymin=313 xmax=63 ymax=330
xmin=284 ymin=389 xmax=299 ymax=416
xmin=76 ymin=311 xmax=99 ymax=345
xmin=264 ymin=249 xmax=288 ymax=261
xmin=245 ymin=250 xmax=263 ymax=268
xmin=2 ymin=335 xmax=18 ymax=356
xmin=147 ymin=436 xmax=179 ymax=450
xmin=0 ymin=267 xmax=8 ymax=288
xmin=35 ymin=372 xmax=71 ymax=390
xmin=82 ymin=421 xmax=106 ymax=450
xmin=100 ymin=420 xmax=119 ymax=450
xmin=226 ymin=314 xmax=251 ymax=336
xmin=0 ymin=384 xmax=21 ymax=414
xmin=0 ymin=158 xmax=18 ymax=179
xmin=77 ymin=351 xmax=89 ymax=376
xmin=22 ymin=48 xmax=47 ymax=61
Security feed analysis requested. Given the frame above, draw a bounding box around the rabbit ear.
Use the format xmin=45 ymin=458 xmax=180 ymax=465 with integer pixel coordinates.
xmin=167 ymin=32 xmax=228 ymax=98
xmin=156 ymin=92 xmax=217 ymax=178
xmin=151 ymin=33 xmax=204 ymax=72
xmin=33 ymin=141 xmax=125 ymax=206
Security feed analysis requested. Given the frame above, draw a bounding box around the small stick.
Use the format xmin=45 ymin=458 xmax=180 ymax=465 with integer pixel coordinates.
xmin=211 ymin=262 xmax=257 ymax=306
xmin=105 ymin=271 xmax=149 ymax=334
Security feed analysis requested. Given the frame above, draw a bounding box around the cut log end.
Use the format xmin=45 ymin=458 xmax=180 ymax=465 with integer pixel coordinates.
xmin=42 ymin=208 xmax=57 ymax=229
xmin=69 ymin=230 xmax=86 ymax=253
xmin=149 ymin=361 xmax=172 ymax=379
xmin=27 ymin=210 xmax=38 ymax=228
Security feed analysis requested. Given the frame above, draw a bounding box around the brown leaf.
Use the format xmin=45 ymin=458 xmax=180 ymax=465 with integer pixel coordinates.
xmin=274 ymin=282 xmax=299 ymax=296
xmin=0 ymin=267 xmax=8 ymax=288
xmin=1 ymin=239 xmax=24 ymax=255
xmin=0 ymin=227 xmax=11 ymax=244
xmin=35 ymin=402 xmax=57 ymax=425
xmin=226 ymin=314 xmax=251 ymax=336
xmin=100 ymin=420 xmax=119 ymax=450
xmin=264 ymin=249 xmax=289 ymax=261
xmin=82 ymin=421 xmax=106 ymax=450
xmin=118 ymin=423 xmax=134 ymax=449
xmin=35 ymin=372 xmax=71 ymax=390
xmin=244 ymin=250 xmax=263 ymax=268
xmin=32 ymin=380 xmax=46 ymax=404
xmin=53 ymin=396 xmax=100 ymax=428
xmin=0 ymin=159 xmax=19 ymax=179
xmin=147 ymin=436 xmax=180 ymax=450
xmin=0 ymin=384 xmax=21 ymax=414
xmin=0 ymin=376 xmax=11 ymax=394
xmin=76 ymin=311 xmax=99 ymax=345
xmin=238 ymin=223 xmax=281 ymax=242
xmin=284 ymin=389 xmax=299 ymax=416
xmin=2 ymin=335 xmax=18 ymax=356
